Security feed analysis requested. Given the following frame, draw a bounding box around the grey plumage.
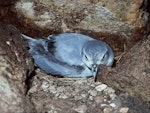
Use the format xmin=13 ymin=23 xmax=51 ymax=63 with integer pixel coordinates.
xmin=22 ymin=33 xmax=114 ymax=81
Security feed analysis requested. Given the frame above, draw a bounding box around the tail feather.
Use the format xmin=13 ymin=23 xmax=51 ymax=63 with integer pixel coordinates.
xmin=21 ymin=34 xmax=35 ymax=42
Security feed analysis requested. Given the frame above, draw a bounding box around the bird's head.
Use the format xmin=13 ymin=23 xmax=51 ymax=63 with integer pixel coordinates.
xmin=81 ymin=40 xmax=114 ymax=81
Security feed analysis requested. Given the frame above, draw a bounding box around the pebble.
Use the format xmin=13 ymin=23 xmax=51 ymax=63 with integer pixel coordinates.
xmin=49 ymin=110 xmax=58 ymax=113
xmin=94 ymin=96 xmax=103 ymax=104
xmin=30 ymin=74 xmax=127 ymax=112
xmin=56 ymin=87 xmax=65 ymax=93
xmin=88 ymin=90 xmax=97 ymax=96
xmin=49 ymin=85 xmax=57 ymax=93
xmin=95 ymin=84 xmax=107 ymax=91
xmin=75 ymin=79 xmax=85 ymax=85
xmin=74 ymin=105 xmax=87 ymax=113
xmin=89 ymin=96 xmax=93 ymax=100
xmin=110 ymin=103 xmax=116 ymax=108
xmin=58 ymin=94 xmax=68 ymax=99
xmin=104 ymin=87 xmax=115 ymax=94
xmin=109 ymin=93 xmax=116 ymax=100
xmin=41 ymin=81 xmax=49 ymax=91
xmin=81 ymin=93 xmax=87 ymax=98
xmin=119 ymin=107 xmax=129 ymax=113
xmin=101 ymin=104 xmax=109 ymax=107
xmin=103 ymin=107 xmax=113 ymax=113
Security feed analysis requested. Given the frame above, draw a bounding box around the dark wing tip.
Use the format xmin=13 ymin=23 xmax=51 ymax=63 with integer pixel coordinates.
xmin=45 ymin=40 xmax=57 ymax=55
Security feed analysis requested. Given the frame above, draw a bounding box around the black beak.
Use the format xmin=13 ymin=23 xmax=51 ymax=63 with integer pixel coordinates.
xmin=91 ymin=64 xmax=98 ymax=82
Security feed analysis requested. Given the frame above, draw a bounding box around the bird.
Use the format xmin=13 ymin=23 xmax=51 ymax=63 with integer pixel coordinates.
xmin=21 ymin=33 xmax=114 ymax=81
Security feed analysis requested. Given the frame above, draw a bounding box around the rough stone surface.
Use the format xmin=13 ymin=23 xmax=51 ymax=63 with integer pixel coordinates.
xmin=95 ymin=84 xmax=107 ymax=91
xmin=28 ymin=71 xmax=123 ymax=113
xmin=14 ymin=0 xmax=149 ymax=53
xmin=15 ymin=0 xmax=148 ymax=33
xmin=119 ymin=107 xmax=129 ymax=113
xmin=0 ymin=23 xmax=35 ymax=113
xmin=100 ymin=36 xmax=150 ymax=101
xmin=0 ymin=1 xmax=150 ymax=113
xmin=28 ymin=69 xmax=150 ymax=113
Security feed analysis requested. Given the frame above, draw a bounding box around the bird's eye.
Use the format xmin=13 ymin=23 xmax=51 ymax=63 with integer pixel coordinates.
xmin=84 ymin=55 xmax=89 ymax=61
xmin=101 ymin=54 xmax=106 ymax=61
xmin=101 ymin=51 xmax=108 ymax=61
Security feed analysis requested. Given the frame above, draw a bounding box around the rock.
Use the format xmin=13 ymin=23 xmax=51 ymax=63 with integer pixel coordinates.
xmin=103 ymin=107 xmax=113 ymax=113
xmin=101 ymin=104 xmax=109 ymax=107
xmin=74 ymin=105 xmax=87 ymax=113
xmin=95 ymin=84 xmax=107 ymax=91
xmin=119 ymin=107 xmax=129 ymax=113
xmin=88 ymin=89 xmax=97 ymax=96
xmin=104 ymin=87 xmax=116 ymax=100
xmin=81 ymin=93 xmax=88 ymax=99
xmin=0 ymin=75 xmax=35 ymax=113
xmin=14 ymin=0 xmax=148 ymax=34
xmin=41 ymin=81 xmax=50 ymax=91
xmin=101 ymin=37 xmax=150 ymax=101
xmin=94 ymin=95 xmax=104 ymax=104
xmin=58 ymin=94 xmax=68 ymax=99
xmin=28 ymin=73 xmax=123 ymax=113
xmin=0 ymin=23 xmax=35 ymax=113
xmin=109 ymin=103 xmax=116 ymax=108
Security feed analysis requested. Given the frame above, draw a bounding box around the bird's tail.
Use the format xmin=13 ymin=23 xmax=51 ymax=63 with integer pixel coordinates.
xmin=21 ymin=34 xmax=36 ymax=42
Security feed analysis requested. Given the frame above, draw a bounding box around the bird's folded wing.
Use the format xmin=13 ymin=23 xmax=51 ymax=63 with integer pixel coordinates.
xmin=33 ymin=53 xmax=85 ymax=76
xmin=47 ymin=33 xmax=93 ymax=65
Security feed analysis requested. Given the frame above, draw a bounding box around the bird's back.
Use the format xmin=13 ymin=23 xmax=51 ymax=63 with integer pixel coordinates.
xmin=48 ymin=33 xmax=94 ymax=65
xmin=22 ymin=33 xmax=94 ymax=77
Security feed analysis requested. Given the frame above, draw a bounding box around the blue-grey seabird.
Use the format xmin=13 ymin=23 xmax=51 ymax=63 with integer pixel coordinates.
xmin=22 ymin=33 xmax=114 ymax=81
